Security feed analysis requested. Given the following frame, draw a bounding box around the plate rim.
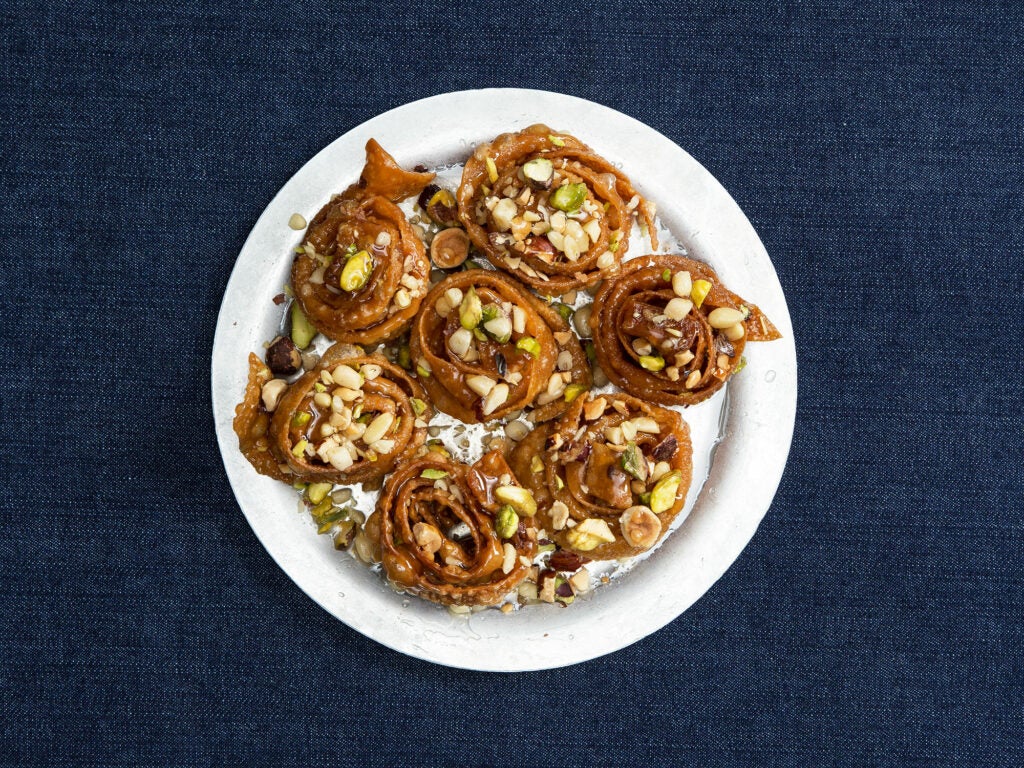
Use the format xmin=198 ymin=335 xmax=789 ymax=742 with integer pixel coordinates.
xmin=211 ymin=87 xmax=798 ymax=672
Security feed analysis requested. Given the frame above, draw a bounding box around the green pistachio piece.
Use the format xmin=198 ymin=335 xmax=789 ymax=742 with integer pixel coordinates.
xmin=620 ymin=442 xmax=648 ymax=482
xmin=410 ymin=398 xmax=427 ymax=416
xmin=495 ymin=505 xmax=520 ymax=539
xmin=291 ymin=411 xmax=312 ymax=428
xmin=420 ymin=468 xmax=448 ymax=480
xmin=662 ymin=268 xmax=672 ymax=282
xmin=639 ymin=355 xmax=665 ymax=372
xmin=339 ymin=249 xmax=373 ymax=292
xmin=290 ymin=302 xmax=317 ymax=349
xmin=494 ymin=485 xmax=537 ymax=517
xmin=550 ymin=183 xmax=587 ymax=213
xmin=650 ymin=470 xmax=683 ymax=514
xmin=459 ymin=286 xmax=482 ymax=329
xmin=732 ymin=356 xmax=748 ymax=374
xmin=306 ymin=482 xmax=334 ymax=505
xmin=516 ymin=336 xmax=542 ymax=358
xmin=291 ymin=439 xmax=308 ymax=458
xmin=563 ymin=384 xmax=587 ymax=403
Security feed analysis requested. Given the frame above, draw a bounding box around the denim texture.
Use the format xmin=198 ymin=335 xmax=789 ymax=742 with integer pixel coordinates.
xmin=1 ymin=1 xmax=1021 ymax=765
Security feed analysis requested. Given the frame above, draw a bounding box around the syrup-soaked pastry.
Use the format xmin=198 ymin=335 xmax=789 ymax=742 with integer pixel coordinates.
xmin=457 ymin=125 xmax=656 ymax=294
xmin=510 ymin=393 xmax=692 ymax=560
xmin=592 ymin=255 xmax=781 ymax=406
xmin=235 ymin=343 xmax=431 ymax=486
xmin=376 ymin=450 xmax=538 ymax=607
xmin=410 ymin=270 xmax=590 ymax=424
xmin=291 ymin=140 xmax=434 ymax=345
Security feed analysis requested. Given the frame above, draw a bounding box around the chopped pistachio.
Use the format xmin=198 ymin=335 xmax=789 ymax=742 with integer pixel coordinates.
xmin=291 ymin=411 xmax=311 ymax=428
xmin=481 ymin=304 xmax=500 ymax=323
xmin=289 ymin=302 xmax=317 ymax=349
xmin=583 ymin=340 xmax=597 ymax=364
xmin=550 ymin=183 xmax=586 ymax=213
xmin=516 ymin=336 xmax=542 ymax=358
xmin=530 ymin=454 xmax=544 ymax=473
xmin=495 ymin=506 xmax=519 ymax=539
xmin=639 ymin=355 xmax=665 ymax=372
xmin=548 ymin=134 xmax=566 ymax=147
xmin=420 ymin=468 xmax=448 ymax=480
xmin=459 ymin=286 xmax=482 ymax=329
xmin=416 ymin=363 xmax=431 ymax=378
xmin=538 ymin=541 xmax=556 ymax=554
xmin=339 ymin=250 xmax=373 ymax=292
xmin=650 ymin=470 xmax=683 ymax=513
xmin=564 ymin=383 xmax=587 ymax=403
xmin=410 ymin=398 xmax=427 ymax=416
xmin=565 ymin=518 xmax=615 ymax=551
xmin=291 ymin=439 xmax=308 ymax=457
xmin=313 ymin=382 xmax=326 ymax=393
xmin=662 ymin=268 xmax=672 ymax=282
xmin=732 ymin=355 xmax=748 ymax=374
xmin=397 ymin=344 xmax=412 ymax=370
xmin=620 ymin=442 xmax=648 ymax=482
xmin=494 ymin=485 xmax=537 ymax=517
xmin=555 ymin=475 xmax=565 ymax=491
xmin=486 ymin=156 xmax=499 ymax=183
xmin=553 ymin=302 xmax=573 ymax=322
xmin=306 ymin=482 xmax=334 ymax=505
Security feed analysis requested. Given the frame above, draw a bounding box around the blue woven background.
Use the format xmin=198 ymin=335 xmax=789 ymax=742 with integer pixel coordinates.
xmin=2 ymin=1 xmax=1021 ymax=765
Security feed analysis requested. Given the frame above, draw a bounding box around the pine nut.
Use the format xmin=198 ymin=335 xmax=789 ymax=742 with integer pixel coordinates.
xmin=664 ymin=297 xmax=693 ymax=321
xmin=672 ymin=270 xmax=692 ymax=298
xmin=331 ymin=364 xmax=362 ymax=390
xmin=362 ymin=412 xmax=395 ymax=445
xmin=708 ymin=307 xmax=746 ymax=329
xmin=724 ymin=322 xmax=746 ymax=341
xmin=466 ymin=375 xmax=496 ymax=397
xmin=481 ymin=383 xmax=510 ymax=415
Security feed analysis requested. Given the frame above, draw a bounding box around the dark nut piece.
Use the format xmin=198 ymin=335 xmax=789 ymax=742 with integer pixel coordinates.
xmin=548 ymin=550 xmax=589 ymax=572
xmin=266 ymin=336 xmax=302 ymax=375
xmin=417 ymin=184 xmax=458 ymax=227
xmin=651 ymin=435 xmax=678 ymax=463
xmin=430 ymin=227 xmax=470 ymax=269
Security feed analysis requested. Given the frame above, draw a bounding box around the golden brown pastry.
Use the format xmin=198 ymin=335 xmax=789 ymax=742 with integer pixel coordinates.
xmin=409 ymin=270 xmax=590 ymax=423
xmin=291 ymin=140 xmax=433 ymax=345
xmin=234 ymin=343 xmax=431 ymax=486
xmin=592 ymin=255 xmax=781 ymax=406
xmin=509 ymin=392 xmax=692 ymax=560
xmin=376 ymin=451 xmax=538 ymax=606
xmin=457 ymin=125 xmax=656 ymax=293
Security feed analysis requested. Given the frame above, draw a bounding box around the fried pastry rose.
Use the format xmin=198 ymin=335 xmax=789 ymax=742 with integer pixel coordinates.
xmin=457 ymin=125 xmax=656 ymax=293
xmin=233 ymin=353 xmax=291 ymax=482
xmin=235 ymin=343 xmax=431 ymax=486
xmin=409 ymin=270 xmax=591 ymax=423
xmin=291 ymin=140 xmax=434 ymax=345
xmin=510 ymin=393 xmax=692 ymax=560
xmin=592 ymin=255 xmax=781 ymax=406
xmin=376 ymin=450 xmax=538 ymax=607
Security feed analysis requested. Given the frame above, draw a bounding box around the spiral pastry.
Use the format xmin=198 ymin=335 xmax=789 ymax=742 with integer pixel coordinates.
xmin=291 ymin=140 xmax=434 ymax=345
xmin=409 ymin=270 xmax=591 ymax=423
xmin=457 ymin=125 xmax=657 ymax=294
xmin=233 ymin=353 xmax=290 ymax=482
xmin=509 ymin=393 xmax=692 ymax=560
xmin=377 ymin=450 xmax=539 ymax=607
xmin=592 ymin=255 xmax=781 ymax=406
xmin=254 ymin=344 xmax=432 ymax=486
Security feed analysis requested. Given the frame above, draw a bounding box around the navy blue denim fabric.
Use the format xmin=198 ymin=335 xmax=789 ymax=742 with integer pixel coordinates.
xmin=2 ymin=1 xmax=1021 ymax=765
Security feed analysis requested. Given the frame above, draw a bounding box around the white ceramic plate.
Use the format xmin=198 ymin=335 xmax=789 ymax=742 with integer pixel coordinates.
xmin=211 ymin=88 xmax=797 ymax=671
